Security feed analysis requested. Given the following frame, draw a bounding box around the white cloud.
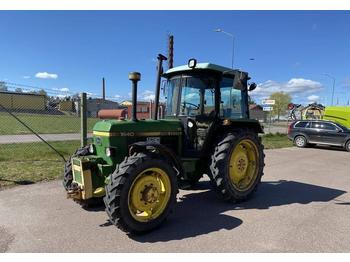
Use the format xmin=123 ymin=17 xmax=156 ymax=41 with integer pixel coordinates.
xmin=114 ymin=94 xmax=121 ymax=99
xmin=35 ymin=72 xmax=58 ymax=79
xmin=86 ymin=92 xmax=97 ymax=97
xmin=307 ymin=95 xmax=320 ymax=102
xmin=52 ymin=87 xmax=70 ymax=93
xmin=253 ymin=78 xmax=323 ymax=99
xmin=141 ymin=90 xmax=155 ymax=101
xmin=22 ymin=76 xmax=31 ymax=79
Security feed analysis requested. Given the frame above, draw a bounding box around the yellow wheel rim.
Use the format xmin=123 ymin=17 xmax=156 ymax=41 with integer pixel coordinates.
xmin=128 ymin=168 xmax=171 ymax=222
xmin=229 ymin=139 xmax=259 ymax=192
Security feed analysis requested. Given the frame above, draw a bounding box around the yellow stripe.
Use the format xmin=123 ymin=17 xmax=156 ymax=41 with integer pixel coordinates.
xmin=93 ymin=131 xmax=181 ymax=137
xmin=73 ymin=165 xmax=82 ymax=172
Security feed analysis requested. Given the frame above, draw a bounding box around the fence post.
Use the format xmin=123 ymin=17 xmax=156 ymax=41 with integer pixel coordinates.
xmin=80 ymin=92 xmax=87 ymax=147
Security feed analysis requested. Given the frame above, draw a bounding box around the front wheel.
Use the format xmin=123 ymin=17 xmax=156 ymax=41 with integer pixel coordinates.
xmin=63 ymin=146 xmax=90 ymax=190
xmin=294 ymin=135 xmax=307 ymax=148
xmin=209 ymin=129 xmax=265 ymax=202
xmin=345 ymin=140 xmax=350 ymax=152
xmin=104 ymin=153 xmax=178 ymax=234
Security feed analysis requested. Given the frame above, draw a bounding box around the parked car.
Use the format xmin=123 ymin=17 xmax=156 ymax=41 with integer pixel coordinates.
xmin=287 ymin=120 xmax=350 ymax=152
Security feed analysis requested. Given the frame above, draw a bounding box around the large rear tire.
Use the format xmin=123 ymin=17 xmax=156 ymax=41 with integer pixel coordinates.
xmin=104 ymin=153 xmax=178 ymax=234
xmin=209 ymin=129 xmax=265 ymax=202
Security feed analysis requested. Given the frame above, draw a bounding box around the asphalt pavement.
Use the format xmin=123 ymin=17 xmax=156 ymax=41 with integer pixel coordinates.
xmin=0 ymin=147 xmax=349 ymax=252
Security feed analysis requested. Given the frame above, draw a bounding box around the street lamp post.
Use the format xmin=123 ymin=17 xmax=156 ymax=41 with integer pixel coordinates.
xmin=214 ymin=28 xmax=235 ymax=69
xmin=323 ymin=73 xmax=336 ymax=106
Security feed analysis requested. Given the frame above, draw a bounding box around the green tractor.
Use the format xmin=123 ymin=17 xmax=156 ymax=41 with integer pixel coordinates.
xmin=64 ymin=55 xmax=265 ymax=234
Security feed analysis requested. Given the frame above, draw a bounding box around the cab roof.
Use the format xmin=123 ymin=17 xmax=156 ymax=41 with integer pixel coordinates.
xmin=163 ymin=63 xmax=240 ymax=77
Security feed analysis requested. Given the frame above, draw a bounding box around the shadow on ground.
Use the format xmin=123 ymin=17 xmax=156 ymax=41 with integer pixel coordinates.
xmin=0 ymin=178 xmax=35 ymax=186
xmin=308 ymin=145 xmax=347 ymax=152
xmin=127 ymin=180 xmax=346 ymax=242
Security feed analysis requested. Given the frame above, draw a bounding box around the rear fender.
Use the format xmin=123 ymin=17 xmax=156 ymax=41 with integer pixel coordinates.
xmin=217 ymin=119 xmax=264 ymax=134
xmin=293 ymin=132 xmax=310 ymax=142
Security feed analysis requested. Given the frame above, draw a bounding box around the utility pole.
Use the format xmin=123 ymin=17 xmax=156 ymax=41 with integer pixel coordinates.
xmin=168 ymin=34 xmax=174 ymax=69
xmin=323 ymin=73 xmax=336 ymax=106
xmin=214 ymin=28 xmax=235 ymax=68
xmin=102 ymin=77 xmax=106 ymax=101
xmin=80 ymin=92 xmax=87 ymax=147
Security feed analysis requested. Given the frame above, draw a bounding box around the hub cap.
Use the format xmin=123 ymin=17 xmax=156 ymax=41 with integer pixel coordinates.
xmin=128 ymin=168 xmax=171 ymax=222
xmin=295 ymin=137 xmax=305 ymax=147
xmin=229 ymin=139 xmax=259 ymax=191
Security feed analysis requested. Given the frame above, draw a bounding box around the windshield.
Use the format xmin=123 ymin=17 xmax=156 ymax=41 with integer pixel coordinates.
xmin=165 ymin=75 xmax=216 ymax=117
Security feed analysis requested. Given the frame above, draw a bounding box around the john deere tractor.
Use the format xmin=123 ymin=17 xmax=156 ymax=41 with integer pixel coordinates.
xmin=64 ymin=54 xmax=265 ymax=234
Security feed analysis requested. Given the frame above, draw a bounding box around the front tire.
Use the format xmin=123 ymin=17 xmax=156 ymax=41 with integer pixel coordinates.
xmin=63 ymin=146 xmax=90 ymax=190
xmin=104 ymin=153 xmax=178 ymax=234
xmin=209 ymin=129 xmax=265 ymax=202
xmin=345 ymin=140 xmax=350 ymax=152
xmin=294 ymin=135 xmax=307 ymax=148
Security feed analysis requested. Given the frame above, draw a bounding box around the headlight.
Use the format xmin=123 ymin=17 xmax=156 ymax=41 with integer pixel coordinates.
xmin=105 ymin=147 xmax=112 ymax=157
xmin=89 ymin=144 xmax=95 ymax=154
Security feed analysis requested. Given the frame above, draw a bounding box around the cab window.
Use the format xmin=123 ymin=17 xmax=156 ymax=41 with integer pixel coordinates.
xmin=220 ymin=77 xmax=243 ymax=119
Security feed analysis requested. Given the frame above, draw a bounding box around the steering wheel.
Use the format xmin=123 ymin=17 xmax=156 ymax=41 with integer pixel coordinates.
xmin=182 ymin=102 xmax=199 ymax=110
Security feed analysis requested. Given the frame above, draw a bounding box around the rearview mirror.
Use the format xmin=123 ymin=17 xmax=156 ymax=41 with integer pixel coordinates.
xmin=233 ymin=72 xmax=246 ymax=90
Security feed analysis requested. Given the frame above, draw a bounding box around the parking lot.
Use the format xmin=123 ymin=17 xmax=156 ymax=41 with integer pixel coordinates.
xmin=0 ymin=147 xmax=349 ymax=252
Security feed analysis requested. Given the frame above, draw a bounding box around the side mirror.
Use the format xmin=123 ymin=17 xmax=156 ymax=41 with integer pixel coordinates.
xmin=248 ymin=83 xmax=257 ymax=91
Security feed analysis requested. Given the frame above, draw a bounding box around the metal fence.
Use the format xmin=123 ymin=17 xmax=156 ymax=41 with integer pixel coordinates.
xmin=0 ymin=80 xmax=288 ymax=189
xmin=0 ymin=82 xmax=104 ymax=189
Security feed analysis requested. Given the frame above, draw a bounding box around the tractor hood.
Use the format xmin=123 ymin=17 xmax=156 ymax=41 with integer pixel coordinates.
xmin=92 ymin=119 xmax=182 ymax=136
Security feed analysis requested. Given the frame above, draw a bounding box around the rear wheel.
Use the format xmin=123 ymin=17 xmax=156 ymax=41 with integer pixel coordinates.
xmin=209 ymin=129 xmax=265 ymax=202
xmin=294 ymin=135 xmax=307 ymax=148
xmin=104 ymin=153 xmax=178 ymax=234
xmin=345 ymin=140 xmax=350 ymax=152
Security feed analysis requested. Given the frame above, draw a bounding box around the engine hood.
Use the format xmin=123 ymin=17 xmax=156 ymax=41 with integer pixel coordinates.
xmin=93 ymin=119 xmax=182 ymax=136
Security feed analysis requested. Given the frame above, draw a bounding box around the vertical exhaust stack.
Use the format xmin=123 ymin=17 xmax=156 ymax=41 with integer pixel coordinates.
xmin=128 ymin=72 xmax=141 ymax=121
xmin=153 ymin=54 xmax=167 ymax=120
xmin=102 ymin=77 xmax=106 ymax=101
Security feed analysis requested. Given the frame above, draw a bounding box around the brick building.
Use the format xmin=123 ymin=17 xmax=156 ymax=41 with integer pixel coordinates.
xmin=120 ymin=100 xmax=165 ymax=120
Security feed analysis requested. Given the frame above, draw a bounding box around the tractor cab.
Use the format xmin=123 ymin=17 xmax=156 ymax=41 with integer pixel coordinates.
xmin=162 ymin=60 xmax=257 ymax=155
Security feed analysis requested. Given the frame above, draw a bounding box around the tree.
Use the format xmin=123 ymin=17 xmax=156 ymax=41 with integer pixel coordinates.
xmin=15 ymin=88 xmax=23 ymax=93
xmin=0 ymin=81 xmax=8 ymax=92
xmin=36 ymin=89 xmax=48 ymax=97
xmin=248 ymin=95 xmax=256 ymax=105
xmin=269 ymin=92 xmax=292 ymax=120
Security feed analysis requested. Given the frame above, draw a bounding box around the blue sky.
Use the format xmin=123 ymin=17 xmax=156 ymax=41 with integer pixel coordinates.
xmin=0 ymin=11 xmax=349 ymax=105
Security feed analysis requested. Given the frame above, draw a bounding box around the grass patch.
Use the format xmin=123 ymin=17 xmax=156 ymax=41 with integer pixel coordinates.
xmin=261 ymin=133 xmax=293 ymax=149
xmin=0 ymin=133 xmax=293 ymax=189
xmin=0 ymin=140 xmax=80 ymax=189
xmin=0 ymin=112 xmax=99 ymax=135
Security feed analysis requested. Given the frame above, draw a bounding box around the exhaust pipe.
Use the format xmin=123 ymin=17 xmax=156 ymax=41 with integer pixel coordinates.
xmin=128 ymin=72 xmax=141 ymax=121
xmin=153 ymin=54 xmax=167 ymax=120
